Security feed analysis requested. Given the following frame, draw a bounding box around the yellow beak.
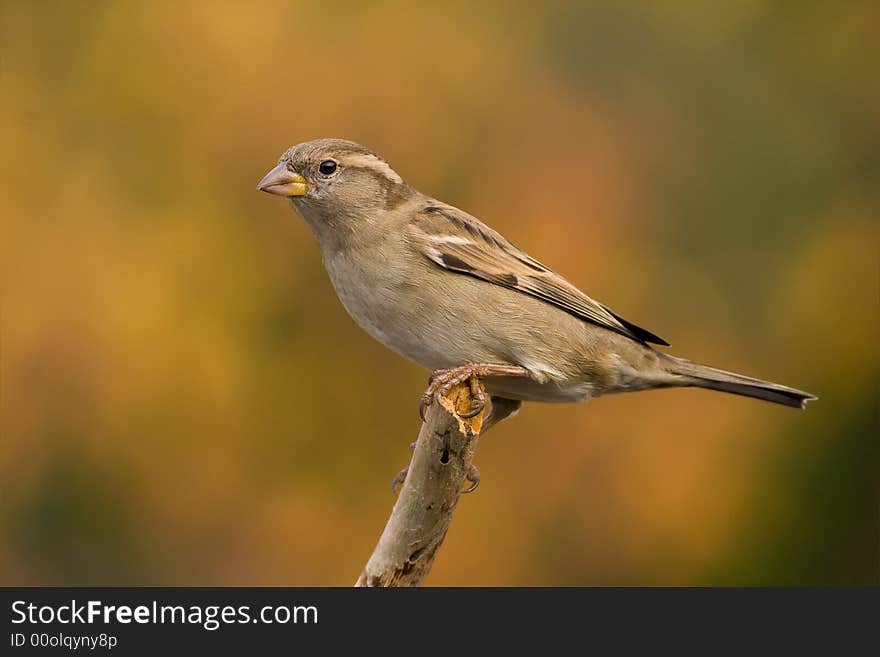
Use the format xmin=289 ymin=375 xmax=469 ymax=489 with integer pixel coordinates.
xmin=257 ymin=163 xmax=308 ymax=197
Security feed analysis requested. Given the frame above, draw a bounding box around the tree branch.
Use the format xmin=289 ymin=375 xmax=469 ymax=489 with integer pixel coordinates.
xmin=355 ymin=380 xmax=505 ymax=587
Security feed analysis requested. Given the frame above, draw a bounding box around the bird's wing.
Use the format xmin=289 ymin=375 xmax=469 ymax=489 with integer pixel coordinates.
xmin=408 ymin=204 xmax=669 ymax=346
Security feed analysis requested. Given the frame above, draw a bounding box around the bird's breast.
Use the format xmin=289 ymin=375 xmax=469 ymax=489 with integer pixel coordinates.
xmin=322 ymin=248 xmax=436 ymax=362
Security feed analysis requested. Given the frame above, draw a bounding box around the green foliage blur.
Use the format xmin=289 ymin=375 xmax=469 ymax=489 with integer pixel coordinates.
xmin=2 ymin=1 xmax=877 ymax=585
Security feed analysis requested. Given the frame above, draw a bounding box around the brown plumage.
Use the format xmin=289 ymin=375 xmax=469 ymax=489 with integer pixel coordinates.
xmin=258 ymin=138 xmax=816 ymax=412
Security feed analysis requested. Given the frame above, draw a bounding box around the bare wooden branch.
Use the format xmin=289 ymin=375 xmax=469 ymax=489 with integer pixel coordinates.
xmin=355 ymin=380 xmax=511 ymax=587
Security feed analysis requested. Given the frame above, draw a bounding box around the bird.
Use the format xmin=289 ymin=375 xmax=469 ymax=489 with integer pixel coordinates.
xmin=257 ymin=138 xmax=815 ymax=425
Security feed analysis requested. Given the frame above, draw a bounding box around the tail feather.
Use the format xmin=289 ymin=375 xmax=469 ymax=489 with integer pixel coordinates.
xmin=664 ymin=356 xmax=816 ymax=409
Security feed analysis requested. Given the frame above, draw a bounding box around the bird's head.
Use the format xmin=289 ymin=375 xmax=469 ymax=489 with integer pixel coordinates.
xmin=258 ymin=139 xmax=412 ymax=244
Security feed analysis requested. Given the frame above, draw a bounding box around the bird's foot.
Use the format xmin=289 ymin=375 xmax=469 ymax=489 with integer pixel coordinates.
xmin=390 ymin=442 xmax=418 ymax=493
xmin=418 ymin=363 xmax=529 ymax=421
xmin=463 ymin=463 xmax=480 ymax=494
xmin=394 ymin=461 xmax=481 ymax=494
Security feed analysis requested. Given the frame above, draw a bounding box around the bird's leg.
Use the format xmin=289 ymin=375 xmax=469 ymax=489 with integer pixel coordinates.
xmin=419 ymin=363 xmax=529 ymax=421
xmin=411 ymin=366 xmax=527 ymax=494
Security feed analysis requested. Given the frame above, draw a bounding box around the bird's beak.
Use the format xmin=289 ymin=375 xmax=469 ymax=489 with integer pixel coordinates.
xmin=257 ymin=163 xmax=308 ymax=197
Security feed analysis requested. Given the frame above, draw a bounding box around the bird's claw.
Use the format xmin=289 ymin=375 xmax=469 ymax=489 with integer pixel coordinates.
xmin=457 ymin=396 xmax=485 ymax=418
xmin=463 ymin=463 xmax=481 ymax=494
xmin=458 ymin=374 xmax=487 ymax=418
xmin=395 ymin=463 xmax=480 ymax=494
xmin=418 ymin=365 xmax=491 ymax=421
xmin=391 ymin=466 xmax=408 ymax=494
xmin=418 ymin=395 xmax=431 ymax=422
xmin=391 ymin=443 xmax=418 ymax=493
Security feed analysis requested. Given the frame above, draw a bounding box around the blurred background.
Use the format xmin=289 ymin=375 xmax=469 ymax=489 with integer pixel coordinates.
xmin=2 ymin=1 xmax=877 ymax=586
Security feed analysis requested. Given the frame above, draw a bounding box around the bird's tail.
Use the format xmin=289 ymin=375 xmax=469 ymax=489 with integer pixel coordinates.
xmin=663 ymin=355 xmax=816 ymax=409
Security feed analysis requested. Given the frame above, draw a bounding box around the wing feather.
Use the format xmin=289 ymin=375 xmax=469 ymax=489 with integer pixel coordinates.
xmin=410 ymin=205 xmax=669 ymax=346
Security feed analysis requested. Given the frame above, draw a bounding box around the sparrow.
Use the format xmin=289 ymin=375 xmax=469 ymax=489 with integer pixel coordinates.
xmin=258 ymin=139 xmax=815 ymax=423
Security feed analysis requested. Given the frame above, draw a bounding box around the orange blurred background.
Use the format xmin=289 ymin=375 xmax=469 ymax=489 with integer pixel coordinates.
xmin=2 ymin=1 xmax=877 ymax=585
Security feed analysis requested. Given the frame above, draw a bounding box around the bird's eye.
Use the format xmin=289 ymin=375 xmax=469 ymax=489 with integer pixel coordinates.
xmin=319 ymin=160 xmax=338 ymax=176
